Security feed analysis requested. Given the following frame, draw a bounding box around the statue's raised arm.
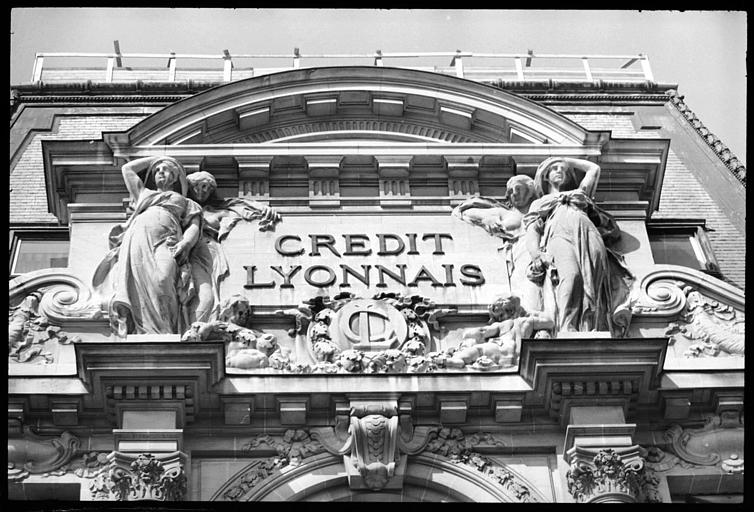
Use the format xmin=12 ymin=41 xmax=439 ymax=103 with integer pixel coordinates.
xmin=524 ymin=157 xmax=633 ymax=336
xmin=93 ymin=156 xmax=203 ymax=336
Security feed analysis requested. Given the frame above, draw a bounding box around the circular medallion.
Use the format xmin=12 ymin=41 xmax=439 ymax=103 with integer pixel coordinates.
xmin=332 ymin=299 xmax=408 ymax=351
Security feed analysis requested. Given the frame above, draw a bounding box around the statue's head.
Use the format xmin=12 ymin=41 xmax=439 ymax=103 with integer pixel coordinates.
xmin=488 ymin=293 xmax=523 ymax=322
xmin=186 ymin=171 xmax=218 ymax=204
xmin=218 ymin=295 xmax=252 ymax=326
xmin=146 ymin=156 xmax=186 ymax=194
xmin=505 ymin=174 xmax=538 ymax=210
xmin=534 ymin=157 xmax=577 ymax=195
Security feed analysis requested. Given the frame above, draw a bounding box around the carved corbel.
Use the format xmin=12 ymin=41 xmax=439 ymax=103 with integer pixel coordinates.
xmin=310 ymin=399 xmax=435 ymax=492
xmin=347 ymin=404 xmax=401 ymax=491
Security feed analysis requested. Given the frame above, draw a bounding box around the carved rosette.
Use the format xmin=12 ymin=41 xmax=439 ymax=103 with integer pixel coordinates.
xmin=566 ymin=448 xmax=660 ymax=503
xmin=90 ymin=452 xmax=187 ymax=501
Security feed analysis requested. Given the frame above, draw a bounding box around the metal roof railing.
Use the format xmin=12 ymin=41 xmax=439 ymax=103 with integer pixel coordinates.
xmin=28 ymin=48 xmax=655 ymax=84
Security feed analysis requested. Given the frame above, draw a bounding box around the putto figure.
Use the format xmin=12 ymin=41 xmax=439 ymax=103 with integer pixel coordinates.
xmin=524 ymin=157 xmax=633 ymax=334
xmin=93 ymin=156 xmax=202 ymax=336
xmin=446 ymin=293 xmax=553 ymax=369
xmin=186 ymin=171 xmax=280 ymax=323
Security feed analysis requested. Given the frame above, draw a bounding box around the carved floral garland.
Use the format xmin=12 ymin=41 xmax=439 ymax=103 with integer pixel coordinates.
xmin=276 ymin=292 xmax=456 ymax=374
xmin=423 ymin=427 xmax=532 ymax=502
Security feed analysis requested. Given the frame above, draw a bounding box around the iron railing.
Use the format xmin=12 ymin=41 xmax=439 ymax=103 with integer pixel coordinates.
xmin=28 ymin=49 xmax=655 ymax=84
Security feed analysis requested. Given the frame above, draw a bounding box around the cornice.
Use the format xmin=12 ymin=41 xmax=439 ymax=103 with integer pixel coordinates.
xmin=665 ymin=89 xmax=746 ymax=186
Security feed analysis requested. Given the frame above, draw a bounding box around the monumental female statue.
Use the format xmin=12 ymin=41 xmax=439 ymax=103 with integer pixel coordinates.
xmin=452 ymin=175 xmax=545 ymax=316
xmin=523 ymin=157 xmax=633 ymax=335
xmin=186 ymin=171 xmax=281 ymax=323
xmin=93 ymin=156 xmax=203 ymax=336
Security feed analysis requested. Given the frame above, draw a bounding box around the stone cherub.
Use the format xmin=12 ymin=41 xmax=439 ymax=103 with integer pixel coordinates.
xmin=445 ymin=293 xmax=553 ymax=370
xmin=181 ymin=294 xmax=286 ymax=369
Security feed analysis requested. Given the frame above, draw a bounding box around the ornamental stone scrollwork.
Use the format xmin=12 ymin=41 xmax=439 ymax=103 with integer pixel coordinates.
xmin=9 ymin=272 xmax=100 ymax=364
xmin=7 ymin=427 xmax=81 ymax=481
xmin=664 ymin=412 xmax=744 ymax=468
xmin=89 ymin=451 xmax=187 ymax=501
xmin=566 ymin=447 xmax=660 ymax=503
xmin=665 ymin=286 xmax=744 ymax=358
xmin=9 ymin=269 xmax=105 ymax=324
xmin=638 ymin=445 xmax=694 ymax=473
xmin=632 ymin=267 xmax=745 ymax=357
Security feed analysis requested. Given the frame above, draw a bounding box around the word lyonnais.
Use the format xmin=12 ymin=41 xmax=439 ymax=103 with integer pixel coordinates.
xmin=244 ymin=233 xmax=485 ymax=289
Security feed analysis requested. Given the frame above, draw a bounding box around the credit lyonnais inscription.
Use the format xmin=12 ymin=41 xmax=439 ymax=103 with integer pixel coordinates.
xmin=221 ymin=215 xmax=508 ymax=307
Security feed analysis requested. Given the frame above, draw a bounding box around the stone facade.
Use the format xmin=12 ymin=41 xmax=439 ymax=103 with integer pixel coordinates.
xmin=9 ymin=63 xmax=744 ymax=503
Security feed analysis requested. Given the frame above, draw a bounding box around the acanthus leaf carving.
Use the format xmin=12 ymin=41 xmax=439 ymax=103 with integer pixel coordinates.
xmin=566 ymin=447 xmax=660 ymax=503
xmin=89 ymin=451 xmax=187 ymax=501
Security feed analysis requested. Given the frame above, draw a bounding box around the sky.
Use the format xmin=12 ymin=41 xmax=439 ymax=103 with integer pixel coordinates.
xmin=10 ymin=8 xmax=747 ymax=165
